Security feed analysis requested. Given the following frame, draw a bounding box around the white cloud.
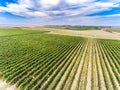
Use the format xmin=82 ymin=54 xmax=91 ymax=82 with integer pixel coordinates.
xmin=26 ymin=11 xmax=48 ymax=17
xmin=65 ymin=0 xmax=95 ymax=4
xmin=6 ymin=4 xmax=28 ymax=13
xmin=62 ymin=1 xmax=120 ymax=16
xmin=95 ymin=2 xmax=117 ymax=7
xmin=0 ymin=0 xmax=49 ymax=17
xmin=40 ymin=0 xmax=60 ymax=9
xmin=19 ymin=0 xmax=34 ymax=8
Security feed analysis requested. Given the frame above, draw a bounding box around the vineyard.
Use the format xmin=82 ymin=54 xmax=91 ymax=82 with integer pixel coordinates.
xmin=0 ymin=30 xmax=120 ymax=90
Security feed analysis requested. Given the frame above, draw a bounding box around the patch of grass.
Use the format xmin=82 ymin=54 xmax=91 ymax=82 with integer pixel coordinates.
xmin=0 ymin=28 xmax=48 ymax=36
xmin=65 ymin=26 xmax=101 ymax=30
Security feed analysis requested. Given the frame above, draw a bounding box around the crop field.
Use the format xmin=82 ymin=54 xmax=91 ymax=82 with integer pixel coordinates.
xmin=0 ymin=28 xmax=120 ymax=90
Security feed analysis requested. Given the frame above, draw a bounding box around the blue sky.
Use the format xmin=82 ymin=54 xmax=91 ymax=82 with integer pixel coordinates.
xmin=0 ymin=0 xmax=120 ymax=26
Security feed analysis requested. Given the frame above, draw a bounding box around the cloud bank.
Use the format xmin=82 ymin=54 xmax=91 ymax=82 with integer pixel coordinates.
xmin=0 ymin=0 xmax=120 ymax=25
xmin=0 ymin=0 xmax=119 ymax=17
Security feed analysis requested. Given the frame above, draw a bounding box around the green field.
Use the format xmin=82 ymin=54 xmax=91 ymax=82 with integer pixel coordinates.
xmin=0 ymin=28 xmax=120 ymax=90
xmin=65 ymin=26 xmax=101 ymax=30
xmin=0 ymin=28 xmax=47 ymax=36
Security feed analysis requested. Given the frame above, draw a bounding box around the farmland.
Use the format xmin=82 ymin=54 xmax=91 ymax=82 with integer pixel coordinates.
xmin=0 ymin=28 xmax=120 ymax=90
xmin=0 ymin=28 xmax=49 ymax=37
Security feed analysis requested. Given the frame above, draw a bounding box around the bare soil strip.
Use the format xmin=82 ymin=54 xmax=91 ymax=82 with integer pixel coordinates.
xmin=62 ymin=43 xmax=85 ymax=90
xmin=99 ymin=44 xmax=115 ymax=90
xmin=95 ymin=42 xmax=107 ymax=90
xmin=25 ymin=27 xmax=120 ymax=40
xmin=101 ymin=43 xmax=120 ymax=90
xmin=93 ymin=40 xmax=99 ymax=90
xmin=71 ymin=40 xmax=89 ymax=90
xmin=98 ymin=42 xmax=114 ymax=90
xmin=41 ymin=41 xmax=84 ymax=90
xmin=79 ymin=39 xmax=91 ymax=90
xmin=47 ymin=29 xmax=120 ymax=40
xmin=54 ymin=42 xmax=83 ymax=90
xmin=86 ymin=40 xmax=92 ymax=90
xmin=75 ymin=40 xmax=90 ymax=90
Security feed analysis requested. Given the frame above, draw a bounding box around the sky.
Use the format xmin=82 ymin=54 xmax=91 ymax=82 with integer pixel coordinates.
xmin=0 ymin=0 xmax=120 ymax=26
